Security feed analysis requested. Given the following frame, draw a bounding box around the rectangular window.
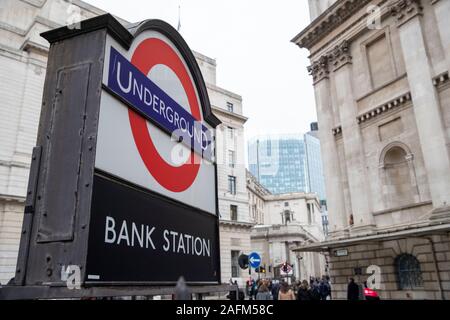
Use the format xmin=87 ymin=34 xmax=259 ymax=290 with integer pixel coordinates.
xmin=228 ymin=150 xmax=235 ymax=168
xmin=228 ymin=176 xmax=236 ymax=195
xmin=227 ymin=102 xmax=234 ymax=113
xmin=307 ymin=203 xmax=312 ymax=224
xmin=267 ymin=140 xmax=272 ymax=156
xmin=230 ymin=205 xmax=238 ymax=221
xmin=231 ymin=250 xmax=240 ymax=278
xmin=366 ymin=33 xmax=395 ymax=88
xmin=228 ymin=126 xmax=234 ymax=139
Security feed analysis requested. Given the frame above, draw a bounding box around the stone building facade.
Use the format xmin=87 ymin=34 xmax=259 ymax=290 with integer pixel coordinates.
xmin=247 ymin=170 xmax=326 ymax=282
xmin=194 ymin=53 xmax=252 ymax=286
xmin=0 ymin=0 xmax=253 ymax=286
xmin=292 ymin=0 xmax=450 ymax=299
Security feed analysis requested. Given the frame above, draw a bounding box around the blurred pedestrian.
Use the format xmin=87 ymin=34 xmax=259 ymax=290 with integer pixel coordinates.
xmin=256 ymin=284 xmax=273 ymax=300
xmin=297 ymin=280 xmax=311 ymax=301
xmin=319 ymin=276 xmax=331 ymax=300
xmin=271 ymin=280 xmax=280 ymax=301
xmin=347 ymin=278 xmax=359 ymax=300
xmin=278 ymin=282 xmax=295 ymax=300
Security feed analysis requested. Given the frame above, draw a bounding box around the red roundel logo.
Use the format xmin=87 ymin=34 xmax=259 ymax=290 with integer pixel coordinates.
xmin=128 ymin=38 xmax=201 ymax=193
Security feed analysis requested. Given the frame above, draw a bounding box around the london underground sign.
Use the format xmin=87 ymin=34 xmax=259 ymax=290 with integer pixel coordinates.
xmin=97 ymin=24 xmax=218 ymax=208
xmin=90 ymin=19 xmax=220 ymax=283
xmin=10 ymin=14 xmax=221 ymax=292
xmin=108 ymin=46 xmax=213 ymax=163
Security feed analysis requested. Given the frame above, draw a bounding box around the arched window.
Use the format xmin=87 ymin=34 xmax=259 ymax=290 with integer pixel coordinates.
xmin=380 ymin=143 xmax=419 ymax=208
xmin=395 ymin=254 xmax=423 ymax=290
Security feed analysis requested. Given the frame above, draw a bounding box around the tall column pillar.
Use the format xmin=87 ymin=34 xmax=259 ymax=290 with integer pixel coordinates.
xmin=430 ymin=0 xmax=450 ymax=73
xmin=329 ymin=40 xmax=376 ymax=234
xmin=308 ymin=55 xmax=348 ymax=237
xmin=392 ymin=0 xmax=450 ymax=215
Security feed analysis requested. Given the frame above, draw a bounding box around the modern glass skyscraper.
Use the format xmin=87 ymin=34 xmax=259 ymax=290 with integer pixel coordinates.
xmin=304 ymin=131 xmax=326 ymax=201
xmin=248 ymin=126 xmax=326 ymax=200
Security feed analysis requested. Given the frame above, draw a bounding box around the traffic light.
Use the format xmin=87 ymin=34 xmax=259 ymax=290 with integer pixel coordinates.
xmin=255 ymin=266 xmax=266 ymax=273
xmin=238 ymin=254 xmax=249 ymax=270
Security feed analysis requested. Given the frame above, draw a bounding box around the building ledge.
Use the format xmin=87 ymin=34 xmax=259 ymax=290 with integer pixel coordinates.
xmin=251 ymin=223 xmax=320 ymax=242
xmin=20 ymin=39 xmax=49 ymax=55
xmin=219 ymin=219 xmax=255 ymax=228
xmin=373 ymin=201 xmax=432 ymax=216
xmin=206 ymin=83 xmax=242 ymax=101
xmin=293 ymin=222 xmax=450 ymax=252
xmin=0 ymin=194 xmax=26 ymax=203
xmin=211 ymin=106 xmax=248 ymax=123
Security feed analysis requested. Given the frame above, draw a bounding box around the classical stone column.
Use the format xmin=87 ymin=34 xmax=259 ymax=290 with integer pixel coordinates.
xmin=430 ymin=0 xmax=450 ymax=73
xmin=329 ymin=40 xmax=376 ymax=233
xmin=392 ymin=0 xmax=450 ymax=215
xmin=308 ymin=55 xmax=348 ymax=237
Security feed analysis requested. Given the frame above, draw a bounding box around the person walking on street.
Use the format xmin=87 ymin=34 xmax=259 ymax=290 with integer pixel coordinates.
xmin=252 ymin=280 xmax=258 ymax=300
xmin=278 ymin=282 xmax=295 ymax=300
xmin=256 ymin=284 xmax=273 ymax=300
xmin=319 ymin=277 xmax=331 ymax=300
xmin=347 ymin=278 xmax=359 ymax=300
xmin=309 ymin=279 xmax=321 ymax=300
xmin=297 ymin=280 xmax=311 ymax=301
xmin=271 ymin=281 xmax=280 ymax=301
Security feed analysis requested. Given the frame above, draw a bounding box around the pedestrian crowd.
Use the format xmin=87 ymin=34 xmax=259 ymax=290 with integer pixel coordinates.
xmin=240 ymin=276 xmax=332 ymax=300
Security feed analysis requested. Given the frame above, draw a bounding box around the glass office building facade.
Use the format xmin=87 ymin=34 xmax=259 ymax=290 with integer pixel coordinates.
xmin=248 ymin=132 xmax=326 ymax=200
xmin=304 ymin=132 xmax=326 ymax=201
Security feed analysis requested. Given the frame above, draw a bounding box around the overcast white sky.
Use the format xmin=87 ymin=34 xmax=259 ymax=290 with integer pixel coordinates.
xmin=85 ymin=0 xmax=315 ymax=141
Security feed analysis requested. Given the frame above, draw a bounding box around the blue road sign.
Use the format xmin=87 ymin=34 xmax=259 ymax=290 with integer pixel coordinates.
xmin=248 ymin=252 xmax=261 ymax=269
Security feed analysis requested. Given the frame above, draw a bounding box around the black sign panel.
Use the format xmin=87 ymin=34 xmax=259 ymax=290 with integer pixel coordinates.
xmin=85 ymin=173 xmax=220 ymax=284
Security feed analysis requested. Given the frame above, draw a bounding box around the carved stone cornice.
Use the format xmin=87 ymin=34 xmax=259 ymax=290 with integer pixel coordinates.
xmin=357 ymin=92 xmax=411 ymax=124
xmin=332 ymin=125 xmax=342 ymax=136
xmin=329 ymin=40 xmax=352 ymax=72
xmin=432 ymin=72 xmax=449 ymax=87
xmin=307 ymin=55 xmax=330 ymax=84
xmin=391 ymin=0 xmax=423 ymax=27
xmin=291 ymin=0 xmax=373 ymax=50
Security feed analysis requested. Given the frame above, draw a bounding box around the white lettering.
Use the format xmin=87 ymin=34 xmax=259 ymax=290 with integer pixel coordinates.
xmin=153 ymin=94 xmax=160 ymax=114
xmin=166 ymin=106 xmax=174 ymax=123
xmin=133 ymin=79 xmax=143 ymax=101
xmin=174 ymin=111 xmax=180 ymax=128
xmin=180 ymin=117 xmax=187 ymax=132
xmin=144 ymin=87 xmax=152 ymax=106
xmin=160 ymin=99 xmax=166 ymax=119
xmin=184 ymin=234 xmax=192 ymax=254
xmin=116 ymin=62 xmax=132 ymax=93
xmin=177 ymin=233 xmax=186 ymax=254
xmin=105 ymin=216 xmax=116 ymax=244
xmin=170 ymin=231 xmax=178 ymax=253
xmin=131 ymin=222 xmax=144 ymax=247
xmin=194 ymin=237 xmax=202 ymax=256
xmin=146 ymin=226 xmax=156 ymax=249
xmin=117 ymin=220 xmax=130 ymax=246
xmin=202 ymin=239 xmax=210 ymax=257
xmin=163 ymin=230 xmax=170 ymax=252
